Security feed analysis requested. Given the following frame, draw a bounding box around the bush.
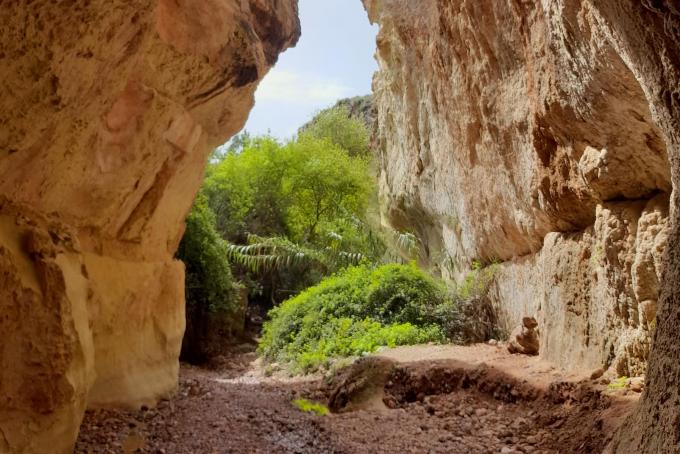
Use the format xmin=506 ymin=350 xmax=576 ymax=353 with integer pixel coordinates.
xmin=259 ymin=263 xmax=448 ymax=373
xmin=435 ymin=261 xmax=500 ymax=343
xmin=176 ymin=195 xmax=243 ymax=363
xmin=292 ymin=399 xmax=329 ymax=416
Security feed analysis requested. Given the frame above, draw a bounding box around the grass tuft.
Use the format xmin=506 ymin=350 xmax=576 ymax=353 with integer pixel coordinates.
xmin=292 ymin=398 xmax=330 ymax=416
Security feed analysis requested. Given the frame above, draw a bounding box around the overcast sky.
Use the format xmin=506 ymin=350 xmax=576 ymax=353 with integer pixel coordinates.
xmin=238 ymin=0 xmax=379 ymax=140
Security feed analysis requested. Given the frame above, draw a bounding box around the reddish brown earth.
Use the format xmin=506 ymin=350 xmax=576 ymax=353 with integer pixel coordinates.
xmin=75 ymin=344 xmax=638 ymax=453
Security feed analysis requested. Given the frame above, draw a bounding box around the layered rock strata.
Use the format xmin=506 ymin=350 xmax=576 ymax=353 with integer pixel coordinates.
xmin=0 ymin=1 xmax=299 ymax=452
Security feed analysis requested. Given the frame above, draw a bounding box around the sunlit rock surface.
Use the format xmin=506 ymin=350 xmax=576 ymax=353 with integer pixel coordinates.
xmin=366 ymin=0 xmax=675 ymax=375
xmin=0 ymin=1 xmax=299 ymax=452
xmin=367 ymin=2 xmax=680 ymax=450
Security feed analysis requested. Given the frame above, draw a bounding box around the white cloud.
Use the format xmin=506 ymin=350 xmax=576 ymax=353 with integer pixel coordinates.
xmin=255 ymin=69 xmax=349 ymax=106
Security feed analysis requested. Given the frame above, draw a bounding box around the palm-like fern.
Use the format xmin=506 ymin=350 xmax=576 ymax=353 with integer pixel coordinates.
xmin=393 ymin=231 xmax=420 ymax=259
xmin=226 ymin=234 xmax=364 ymax=274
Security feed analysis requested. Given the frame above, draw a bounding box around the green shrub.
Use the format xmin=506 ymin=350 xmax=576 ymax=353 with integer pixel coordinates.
xmin=259 ymin=263 xmax=448 ymax=373
xmin=176 ymin=195 xmax=242 ymax=363
xmin=178 ymin=194 xmax=238 ymax=314
xmin=292 ymin=399 xmax=329 ymax=416
xmin=608 ymin=376 xmax=629 ymax=392
xmin=436 ymin=261 xmax=500 ymax=343
xmin=363 ymin=263 xmax=445 ymax=325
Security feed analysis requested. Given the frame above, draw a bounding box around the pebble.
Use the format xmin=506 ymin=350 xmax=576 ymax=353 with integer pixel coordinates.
xmin=475 ymin=408 xmax=488 ymax=417
xmin=629 ymin=377 xmax=644 ymax=393
xmin=590 ymin=368 xmax=605 ymax=380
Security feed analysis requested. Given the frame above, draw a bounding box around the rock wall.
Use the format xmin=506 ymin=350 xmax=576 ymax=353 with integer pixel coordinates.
xmin=491 ymin=195 xmax=668 ymax=375
xmin=0 ymin=1 xmax=299 ymax=453
xmin=369 ymin=1 xmax=680 ymax=449
xmin=366 ymin=0 xmax=677 ymax=377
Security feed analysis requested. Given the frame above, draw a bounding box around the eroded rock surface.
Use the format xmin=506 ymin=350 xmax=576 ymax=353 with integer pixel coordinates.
xmin=366 ymin=0 xmax=674 ymax=375
xmin=0 ymin=1 xmax=299 ymax=452
xmin=366 ymin=1 xmax=680 ymax=451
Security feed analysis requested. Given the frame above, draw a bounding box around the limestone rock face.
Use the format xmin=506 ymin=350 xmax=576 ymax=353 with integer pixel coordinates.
xmin=368 ymin=2 xmax=680 ymax=449
xmin=366 ymin=0 xmax=677 ymax=377
xmin=491 ymin=195 xmax=669 ymax=374
xmin=0 ymin=1 xmax=299 ymax=452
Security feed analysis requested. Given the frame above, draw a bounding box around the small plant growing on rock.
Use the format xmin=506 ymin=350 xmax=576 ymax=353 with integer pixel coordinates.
xmin=435 ymin=260 xmax=500 ymax=344
xmin=607 ymin=376 xmax=629 ymax=392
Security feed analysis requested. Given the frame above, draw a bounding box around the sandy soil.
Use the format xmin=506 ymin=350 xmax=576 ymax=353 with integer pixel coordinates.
xmin=75 ymin=343 xmax=639 ymax=454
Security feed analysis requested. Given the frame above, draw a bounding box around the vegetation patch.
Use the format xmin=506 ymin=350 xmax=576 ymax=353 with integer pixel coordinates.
xmin=203 ymin=114 xmax=379 ymax=307
xmin=259 ymin=263 xmax=463 ymax=373
xmin=292 ymin=398 xmax=330 ymax=416
xmin=177 ymin=100 xmax=500 ymax=368
xmin=176 ymin=195 xmax=243 ymax=363
xmin=607 ymin=376 xmax=629 ymax=392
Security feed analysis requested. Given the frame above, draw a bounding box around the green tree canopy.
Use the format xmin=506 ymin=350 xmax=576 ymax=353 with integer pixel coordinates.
xmin=203 ymin=135 xmax=373 ymax=249
xmin=300 ymin=105 xmax=371 ymax=157
xmin=282 ymin=135 xmax=371 ymax=243
xmin=203 ymin=136 xmax=288 ymax=241
xmin=201 ymin=129 xmax=378 ymax=305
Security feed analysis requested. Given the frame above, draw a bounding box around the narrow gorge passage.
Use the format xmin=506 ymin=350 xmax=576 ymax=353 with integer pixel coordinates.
xmin=2 ymin=1 xmax=680 ymax=453
xmin=75 ymin=345 xmax=635 ymax=454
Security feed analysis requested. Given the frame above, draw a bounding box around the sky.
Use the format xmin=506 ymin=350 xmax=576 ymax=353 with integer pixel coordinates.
xmin=237 ymin=0 xmax=379 ymax=141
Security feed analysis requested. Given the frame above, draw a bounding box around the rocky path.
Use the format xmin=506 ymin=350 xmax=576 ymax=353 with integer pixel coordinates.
xmin=75 ymin=345 xmax=639 ymax=454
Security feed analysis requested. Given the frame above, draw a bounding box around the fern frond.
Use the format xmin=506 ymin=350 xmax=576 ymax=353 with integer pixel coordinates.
xmin=226 ymin=234 xmax=363 ymax=274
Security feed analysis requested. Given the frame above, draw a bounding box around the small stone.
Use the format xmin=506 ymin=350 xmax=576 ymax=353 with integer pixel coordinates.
xmin=488 ymin=339 xmax=498 ymax=346
xmin=629 ymin=377 xmax=644 ymax=393
xmin=525 ymin=435 xmax=539 ymax=445
xmin=590 ymin=368 xmax=605 ymax=380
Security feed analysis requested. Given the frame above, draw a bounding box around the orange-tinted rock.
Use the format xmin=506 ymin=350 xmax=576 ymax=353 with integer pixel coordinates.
xmin=366 ymin=1 xmax=680 ymax=451
xmin=0 ymin=1 xmax=299 ymax=452
xmin=366 ymin=0 xmax=672 ymax=376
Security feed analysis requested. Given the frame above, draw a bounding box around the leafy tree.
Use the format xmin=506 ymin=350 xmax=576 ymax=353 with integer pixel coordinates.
xmin=226 ymin=130 xmax=252 ymax=153
xmin=210 ymin=130 xmax=253 ymax=162
xmin=301 ymin=105 xmax=371 ymax=157
xmin=282 ymin=136 xmax=371 ymax=243
xmin=203 ymin=136 xmax=289 ymax=241
xmin=198 ymin=111 xmax=378 ymax=309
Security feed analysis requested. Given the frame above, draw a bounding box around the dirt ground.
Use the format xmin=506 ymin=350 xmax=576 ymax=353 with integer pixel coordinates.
xmin=75 ymin=344 xmax=639 ymax=454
